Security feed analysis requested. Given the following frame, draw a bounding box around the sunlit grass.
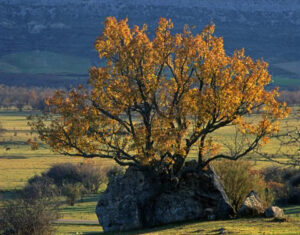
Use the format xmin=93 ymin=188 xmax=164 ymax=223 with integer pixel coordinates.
xmin=56 ymin=216 xmax=300 ymax=235
xmin=1 ymin=110 xmax=300 ymax=234
xmin=0 ymin=109 xmax=298 ymax=189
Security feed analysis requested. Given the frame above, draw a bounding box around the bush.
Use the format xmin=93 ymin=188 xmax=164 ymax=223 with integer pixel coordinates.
xmin=77 ymin=161 xmax=106 ymax=193
xmin=46 ymin=163 xmax=80 ymax=187
xmin=267 ymin=181 xmax=289 ymax=204
xmin=213 ymin=160 xmax=274 ymax=214
xmin=0 ymin=193 xmax=60 ymax=235
xmin=289 ymin=173 xmax=300 ymax=187
xmin=261 ymin=166 xmax=300 ymax=204
xmin=62 ymin=183 xmax=85 ymax=206
xmin=262 ymin=166 xmax=299 ymax=184
xmin=45 ymin=161 xmax=105 ymax=193
xmin=23 ymin=175 xmax=59 ymax=200
xmin=288 ymin=173 xmax=300 ymax=204
xmin=25 ymin=161 xmax=108 ymax=206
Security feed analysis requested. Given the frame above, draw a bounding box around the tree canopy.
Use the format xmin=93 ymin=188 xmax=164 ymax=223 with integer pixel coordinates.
xmin=29 ymin=17 xmax=289 ymax=176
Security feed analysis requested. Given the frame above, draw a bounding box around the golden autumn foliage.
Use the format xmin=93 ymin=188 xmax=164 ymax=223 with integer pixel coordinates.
xmin=29 ymin=17 xmax=289 ymax=176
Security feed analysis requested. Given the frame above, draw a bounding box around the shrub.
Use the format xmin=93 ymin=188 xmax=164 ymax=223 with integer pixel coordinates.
xmin=46 ymin=163 xmax=80 ymax=187
xmin=288 ymin=173 xmax=300 ymax=204
xmin=25 ymin=162 xmax=107 ymax=206
xmin=77 ymin=161 xmax=106 ymax=193
xmin=261 ymin=166 xmax=300 ymax=204
xmin=289 ymin=173 xmax=300 ymax=187
xmin=45 ymin=162 xmax=105 ymax=193
xmin=62 ymin=183 xmax=85 ymax=206
xmin=0 ymin=193 xmax=60 ymax=235
xmin=23 ymin=175 xmax=59 ymax=200
xmin=267 ymin=181 xmax=289 ymax=204
xmin=262 ymin=166 xmax=299 ymax=184
xmin=213 ymin=160 xmax=274 ymax=214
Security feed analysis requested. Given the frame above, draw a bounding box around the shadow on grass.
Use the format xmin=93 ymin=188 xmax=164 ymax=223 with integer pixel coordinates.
xmin=60 ymin=204 xmax=97 ymax=214
xmin=0 ymin=141 xmax=28 ymax=146
xmin=0 ymin=189 xmax=21 ymax=200
xmin=92 ymin=219 xmax=214 ymax=235
xmin=0 ymin=110 xmax=39 ymax=116
xmin=283 ymin=205 xmax=300 ymax=215
xmin=79 ymin=194 xmax=101 ymax=203
xmin=0 ymin=155 xmax=28 ymax=159
xmin=59 ymin=194 xmax=101 ymax=213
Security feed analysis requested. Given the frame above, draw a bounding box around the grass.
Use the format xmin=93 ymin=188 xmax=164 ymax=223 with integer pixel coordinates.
xmin=0 ymin=110 xmax=300 ymax=234
xmin=0 ymin=111 xmax=114 ymax=190
xmin=59 ymin=194 xmax=101 ymax=221
xmin=56 ymin=213 xmax=300 ymax=235
xmin=0 ymin=51 xmax=91 ymax=75
xmin=0 ymin=51 xmax=299 ymax=90
xmin=56 ymin=205 xmax=300 ymax=234
xmin=118 ymin=217 xmax=300 ymax=235
xmin=56 ymin=224 xmax=102 ymax=235
xmin=272 ymin=76 xmax=300 ymax=88
xmin=0 ymin=51 xmax=92 ymax=87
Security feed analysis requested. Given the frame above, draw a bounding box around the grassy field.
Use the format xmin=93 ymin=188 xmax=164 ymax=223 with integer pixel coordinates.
xmin=56 ymin=216 xmax=300 ymax=235
xmin=54 ymin=200 xmax=300 ymax=235
xmin=0 ymin=51 xmax=91 ymax=75
xmin=272 ymin=76 xmax=300 ymax=88
xmin=1 ymin=50 xmax=300 ymax=89
xmin=0 ymin=51 xmax=91 ymax=87
xmin=0 ymin=110 xmax=300 ymax=234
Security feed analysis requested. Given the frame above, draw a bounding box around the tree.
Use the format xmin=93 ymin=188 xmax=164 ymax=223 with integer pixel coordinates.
xmin=29 ymin=17 xmax=289 ymax=178
xmin=257 ymin=109 xmax=300 ymax=167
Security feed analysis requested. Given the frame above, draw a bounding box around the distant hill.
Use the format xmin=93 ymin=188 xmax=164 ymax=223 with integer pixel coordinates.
xmin=0 ymin=0 xmax=300 ymax=88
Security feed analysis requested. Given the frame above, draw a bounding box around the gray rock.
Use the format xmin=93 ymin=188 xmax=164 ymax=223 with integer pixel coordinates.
xmin=204 ymin=208 xmax=216 ymax=220
xmin=265 ymin=206 xmax=284 ymax=218
xmin=96 ymin=162 xmax=234 ymax=232
xmin=238 ymin=191 xmax=265 ymax=217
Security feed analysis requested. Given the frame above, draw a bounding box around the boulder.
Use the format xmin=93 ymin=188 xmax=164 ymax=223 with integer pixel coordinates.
xmin=204 ymin=208 xmax=216 ymax=220
xmin=238 ymin=191 xmax=265 ymax=217
xmin=265 ymin=206 xmax=284 ymax=218
xmin=96 ymin=162 xmax=234 ymax=232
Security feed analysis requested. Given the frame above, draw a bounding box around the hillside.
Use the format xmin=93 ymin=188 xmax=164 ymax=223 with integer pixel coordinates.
xmin=0 ymin=0 xmax=300 ymax=87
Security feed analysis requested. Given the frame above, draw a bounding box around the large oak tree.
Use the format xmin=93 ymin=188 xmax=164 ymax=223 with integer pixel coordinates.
xmin=29 ymin=17 xmax=289 ymax=177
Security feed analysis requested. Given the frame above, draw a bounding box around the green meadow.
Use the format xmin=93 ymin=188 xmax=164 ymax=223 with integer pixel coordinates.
xmin=0 ymin=110 xmax=300 ymax=234
xmin=0 ymin=51 xmax=90 ymax=75
xmin=1 ymin=50 xmax=300 ymax=90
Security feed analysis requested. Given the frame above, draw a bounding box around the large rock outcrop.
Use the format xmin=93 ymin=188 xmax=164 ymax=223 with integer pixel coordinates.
xmin=96 ymin=162 xmax=233 ymax=232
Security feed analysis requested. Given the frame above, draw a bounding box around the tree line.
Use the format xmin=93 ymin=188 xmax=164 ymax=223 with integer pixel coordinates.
xmin=0 ymin=85 xmax=54 ymax=111
xmin=280 ymin=89 xmax=300 ymax=105
xmin=0 ymin=84 xmax=299 ymax=112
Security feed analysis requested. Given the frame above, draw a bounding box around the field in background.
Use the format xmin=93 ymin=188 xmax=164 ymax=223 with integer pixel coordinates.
xmin=0 ymin=51 xmax=91 ymax=87
xmin=0 ymin=111 xmax=114 ymax=190
xmin=0 ymin=51 xmax=90 ymax=75
xmin=272 ymin=76 xmax=300 ymax=89
xmin=0 ymin=110 xmax=300 ymax=234
xmin=0 ymin=50 xmax=300 ymax=90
